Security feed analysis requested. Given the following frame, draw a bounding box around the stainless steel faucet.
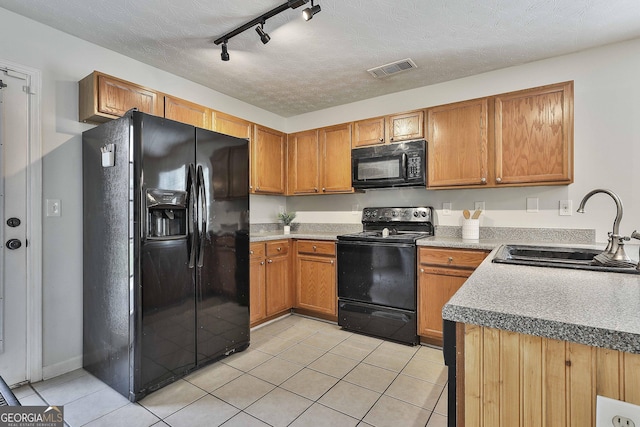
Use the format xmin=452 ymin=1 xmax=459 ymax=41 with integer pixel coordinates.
xmin=577 ymin=189 xmax=635 ymax=267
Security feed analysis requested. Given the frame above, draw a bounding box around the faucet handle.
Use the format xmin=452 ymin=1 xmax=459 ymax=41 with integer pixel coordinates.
xmin=631 ymin=230 xmax=640 ymax=240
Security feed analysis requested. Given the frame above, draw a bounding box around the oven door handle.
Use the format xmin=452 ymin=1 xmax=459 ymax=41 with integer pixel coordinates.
xmin=337 ymin=240 xmax=416 ymax=249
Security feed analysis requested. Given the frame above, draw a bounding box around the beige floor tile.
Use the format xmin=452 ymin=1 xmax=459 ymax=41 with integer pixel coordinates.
xmin=17 ymin=393 xmax=47 ymax=406
xmin=346 ymin=333 xmax=384 ymax=348
xmin=434 ymin=385 xmax=448 ymax=416
xmin=329 ymin=340 xmax=377 ymax=361
xmin=249 ymin=356 xmax=304 ymax=385
xmin=342 ymin=363 xmax=398 ymax=393
xmin=32 ymin=368 xmax=88 ymax=393
xmin=139 ymin=379 xmax=207 ymax=419
xmin=401 ymin=357 xmax=448 ymax=385
xmin=63 ymin=386 xmax=130 ymax=426
xmin=308 ymin=352 xmax=360 ymax=378
xmin=212 ymin=374 xmax=275 ymax=409
xmin=245 ymin=387 xmax=313 ymax=427
xmin=414 ymin=345 xmax=445 ymax=364
xmin=275 ymin=325 xmax=319 ymax=343
xmin=427 ymin=412 xmax=448 ymax=427
xmin=362 ymin=347 xmax=413 ymax=372
xmin=185 ymin=362 xmax=243 ymax=392
xmin=318 ymin=381 xmax=381 ymax=419
xmin=301 ymin=331 xmax=348 ymax=351
xmin=220 ymin=411 xmax=270 ymax=427
xmin=12 ymin=384 xmax=36 ymax=400
xmin=164 ymin=394 xmax=239 ymax=427
xmin=384 ymin=374 xmax=443 ymax=409
xmin=290 ymin=403 xmax=359 ymax=427
xmin=83 ymin=403 xmax=160 ymax=427
xmin=362 ymin=395 xmax=432 ymax=427
xmin=277 ymin=342 xmax=325 ymax=366
xmin=222 ymin=348 xmax=272 ymax=372
xmin=151 ymin=422 xmax=170 ymax=427
xmin=36 ymin=372 xmax=108 ymax=406
xmin=280 ymin=368 xmax=339 ymax=401
xmin=378 ymin=340 xmax=419 ymax=358
xmin=252 ymin=335 xmax=298 ymax=355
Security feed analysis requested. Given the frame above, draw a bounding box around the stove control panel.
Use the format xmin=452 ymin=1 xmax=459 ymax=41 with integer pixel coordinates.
xmin=362 ymin=207 xmax=433 ymax=223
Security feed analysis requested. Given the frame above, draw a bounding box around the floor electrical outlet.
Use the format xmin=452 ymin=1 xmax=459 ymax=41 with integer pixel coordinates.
xmin=559 ymin=199 xmax=573 ymax=216
xmin=596 ymin=396 xmax=640 ymax=427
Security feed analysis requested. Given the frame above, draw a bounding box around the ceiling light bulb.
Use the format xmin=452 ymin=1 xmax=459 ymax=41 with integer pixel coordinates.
xmin=256 ymin=24 xmax=270 ymax=44
xmin=302 ymin=2 xmax=321 ymax=21
xmin=221 ymin=42 xmax=229 ymax=61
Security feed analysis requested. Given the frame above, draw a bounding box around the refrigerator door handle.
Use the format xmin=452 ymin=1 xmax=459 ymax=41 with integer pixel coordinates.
xmin=196 ymin=165 xmax=207 ymax=268
xmin=187 ymin=163 xmax=197 ymax=269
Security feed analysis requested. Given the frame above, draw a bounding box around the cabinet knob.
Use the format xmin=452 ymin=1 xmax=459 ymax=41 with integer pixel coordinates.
xmin=379 ymin=137 xmax=384 ymax=142
xmin=330 ymin=260 xmax=334 ymax=265
xmin=322 ymin=187 xmax=326 ymax=192
xmin=260 ymin=261 xmax=265 ymax=265
xmin=256 ymin=186 xmax=260 ymax=191
xmin=313 ymin=245 xmax=317 ymax=251
xmin=277 ymin=247 xmax=282 ymax=251
xmin=267 ymin=259 xmax=273 ymax=264
xmin=448 ymin=256 xmax=453 ymax=263
xmin=249 ymin=185 xmax=253 ymax=190
xmin=496 ymin=177 xmax=502 ymax=183
xmin=390 ymin=137 xmax=394 ymax=141
xmin=481 ymin=177 xmax=486 ymax=183
xmin=250 ymin=250 xmax=254 ymax=254
xmin=420 ymin=268 xmax=424 ymax=273
xmin=314 ymin=187 xmax=318 ymax=192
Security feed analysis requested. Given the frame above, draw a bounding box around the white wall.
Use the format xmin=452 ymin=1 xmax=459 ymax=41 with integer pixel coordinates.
xmin=282 ymin=38 xmax=640 ymax=244
xmin=0 ymin=8 xmax=285 ymax=377
xmin=1 ymin=5 xmax=639 ymax=378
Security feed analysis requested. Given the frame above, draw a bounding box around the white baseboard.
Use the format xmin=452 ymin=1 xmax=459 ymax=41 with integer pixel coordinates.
xmin=42 ymin=355 xmax=83 ymax=380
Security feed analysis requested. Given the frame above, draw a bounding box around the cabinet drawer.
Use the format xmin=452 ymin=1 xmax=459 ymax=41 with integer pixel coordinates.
xmin=266 ymin=240 xmax=290 ymax=257
xmin=250 ymin=243 xmax=265 ymax=259
xmin=419 ymin=247 xmax=488 ymax=269
xmin=297 ymin=240 xmax=336 ymax=256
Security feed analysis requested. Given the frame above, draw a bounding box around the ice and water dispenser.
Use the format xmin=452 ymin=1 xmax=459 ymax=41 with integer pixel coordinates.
xmin=146 ymin=189 xmax=188 ymax=239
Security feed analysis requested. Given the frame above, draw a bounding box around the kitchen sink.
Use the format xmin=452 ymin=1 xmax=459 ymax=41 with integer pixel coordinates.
xmin=492 ymin=244 xmax=640 ymax=274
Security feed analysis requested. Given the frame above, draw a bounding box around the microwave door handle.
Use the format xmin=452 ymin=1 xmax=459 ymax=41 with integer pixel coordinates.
xmin=401 ymin=153 xmax=408 ymax=180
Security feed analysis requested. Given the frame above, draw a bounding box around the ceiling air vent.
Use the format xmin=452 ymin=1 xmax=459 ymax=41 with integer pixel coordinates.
xmin=367 ymin=58 xmax=417 ymax=78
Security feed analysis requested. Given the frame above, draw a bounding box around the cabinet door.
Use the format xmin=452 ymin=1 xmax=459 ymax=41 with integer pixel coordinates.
xmin=388 ymin=110 xmax=424 ymax=143
xmin=320 ymin=123 xmax=353 ymax=193
xmin=265 ymin=255 xmax=292 ymax=316
xmin=418 ymin=266 xmax=470 ymax=342
xmin=164 ymin=95 xmax=210 ymax=129
xmin=253 ymin=125 xmax=286 ymax=194
xmin=295 ymin=254 xmax=336 ymax=316
xmin=250 ymin=256 xmax=266 ymax=325
xmin=288 ymin=130 xmax=320 ymax=195
xmin=79 ymin=72 xmax=163 ymax=123
xmin=212 ymin=111 xmax=252 ymax=139
xmin=352 ymin=117 xmax=385 ymax=147
xmin=427 ymin=99 xmax=489 ymax=188
xmin=494 ymin=81 xmax=573 ymax=185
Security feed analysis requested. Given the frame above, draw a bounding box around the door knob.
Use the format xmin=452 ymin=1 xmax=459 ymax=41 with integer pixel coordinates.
xmin=6 ymin=239 xmax=22 ymax=250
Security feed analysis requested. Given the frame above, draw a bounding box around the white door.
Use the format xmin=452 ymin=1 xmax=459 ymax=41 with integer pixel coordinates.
xmin=0 ymin=67 xmax=30 ymax=386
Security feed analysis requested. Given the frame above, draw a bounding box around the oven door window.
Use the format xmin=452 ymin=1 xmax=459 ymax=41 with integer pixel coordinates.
xmin=337 ymin=242 xmax=416 ymax=310
xmin=355 ymin=155 xmax=405 ymax=181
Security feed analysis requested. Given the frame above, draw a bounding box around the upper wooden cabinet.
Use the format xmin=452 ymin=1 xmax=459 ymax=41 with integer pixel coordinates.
xmin=288 ymin=123 xmax=353 ymax=195
xmin=252 ymin=125 xmax=287 ymax=194
xmin=352 ymin=110 xmax=424 ymax=148
xmin=427 ymin=99 xmax=489 ymax=188
xmin=494 ymin=81 xmax=574 ymax=186
xmin=164 ymin=95 xmax=211 ymax=129
xmin=212 ymin=111 xmax=252 ymax=140
xmin=79 ymin=71 xmax=163 ymax=123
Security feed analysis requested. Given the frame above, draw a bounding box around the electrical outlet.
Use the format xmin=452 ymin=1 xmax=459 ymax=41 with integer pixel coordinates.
xmin=442 ymin=202 xmax=451 ymax=216
xmin=559 ymin=200 xmax=573 ymax=216
xmin=526 ymin=197 xmax=539 ymax=213
xmin=46 ymin=199 xmax=61 ymax=217
xmin=278 ymin=205 xmax=285 ymax=214
xmin=474 ymin=201 xmax=485 ymax=211
xmin=596 ymin=395 xmax=640 ymax=427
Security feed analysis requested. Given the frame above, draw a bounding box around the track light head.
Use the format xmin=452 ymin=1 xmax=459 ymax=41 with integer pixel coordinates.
xmin=256 ymin=23 xmax=270 ymax=44
xmin=302 ymin=1 xmax=321 ymax=21
xmin=221 ymin=41 xmax=229 ymax=61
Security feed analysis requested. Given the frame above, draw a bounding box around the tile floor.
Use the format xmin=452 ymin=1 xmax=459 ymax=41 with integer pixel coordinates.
xmin=12 ymin=315 xmax=448 ymax=427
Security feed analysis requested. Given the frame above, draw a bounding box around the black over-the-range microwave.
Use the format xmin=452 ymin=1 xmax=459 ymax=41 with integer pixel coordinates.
xmin=351 ymin=139 xmax=426 ymax=189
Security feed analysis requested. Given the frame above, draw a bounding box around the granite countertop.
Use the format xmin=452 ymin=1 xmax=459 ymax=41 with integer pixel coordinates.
xmin=250 ymin=231 xmax=341 ymax=242
xmin=443 ymin=244 xmax=640 ymax=354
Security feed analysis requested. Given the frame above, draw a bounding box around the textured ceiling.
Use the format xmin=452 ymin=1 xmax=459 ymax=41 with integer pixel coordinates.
xmin=2 ymin=0 xmax=640 ymax=117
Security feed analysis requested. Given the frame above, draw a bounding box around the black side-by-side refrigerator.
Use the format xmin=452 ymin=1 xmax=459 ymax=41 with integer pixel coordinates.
xmin=82 ymin=111 xmax=250 ymax=402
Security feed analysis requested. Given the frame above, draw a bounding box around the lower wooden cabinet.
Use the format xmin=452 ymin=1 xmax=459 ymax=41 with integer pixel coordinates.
xmin=249 ymin=240 xmax=292 ymax=326
xmin=418 ymin=247 xmax=488 ymax=345
xmin=294 ymin=240 xmax=337 ymax=318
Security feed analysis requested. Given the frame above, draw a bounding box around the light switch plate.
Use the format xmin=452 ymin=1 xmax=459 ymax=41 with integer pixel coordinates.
xmin=46 ymin=199 xmax=61 ymax=217
xmin=474 ymin=201 xmax=485 ymax=211
xmin=526 ymin=197 xmax=539 ymax=213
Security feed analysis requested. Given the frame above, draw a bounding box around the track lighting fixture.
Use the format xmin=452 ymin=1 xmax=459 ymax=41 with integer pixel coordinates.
xmin=302 ymin=0 xmax=321 ymax=21
xmin=256 ymin=22 xmax=270 ymax=44
xmin=214 ymin=0 xmax=321 ymax=61
xmin=220 ymin=41 xmax=229 ymax=61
